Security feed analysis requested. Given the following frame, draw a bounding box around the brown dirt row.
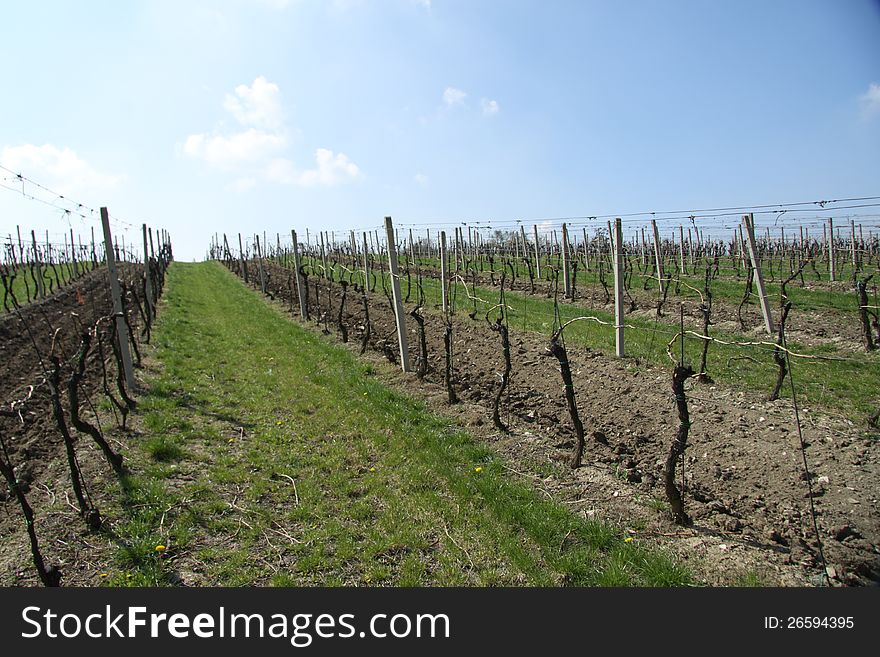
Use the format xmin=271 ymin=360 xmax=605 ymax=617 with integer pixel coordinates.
xmin=0 ymin=264 xmax=149 ymax=585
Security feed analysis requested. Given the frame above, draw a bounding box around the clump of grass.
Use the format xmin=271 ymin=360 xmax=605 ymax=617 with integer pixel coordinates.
xmin=734 ymin=571 xmax=767 ymax=587
xmin=109 ymin=476 xmax=178 ymax=586
xmin=144 ymin=436 xmax=185 ymax=462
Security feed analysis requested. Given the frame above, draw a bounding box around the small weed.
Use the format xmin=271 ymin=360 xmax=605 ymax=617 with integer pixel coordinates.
xmin=733 ymin=571 xmax=766 ymax=587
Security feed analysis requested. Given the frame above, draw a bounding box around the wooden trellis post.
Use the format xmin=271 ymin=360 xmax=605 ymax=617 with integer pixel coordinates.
xmin=743 ymin=213 xmax=774 ymax=334
xmin=319 ymin=231 xmax=328 ymax=280
xmin=91 ymin=226 xmax=98 ymax=265
xmin=822 ymin=222 xmax=827 ymax=261
xmin=360 ymin=232 xmax=370 ymax=293
xmin=640 ymin=227 xmax=647 ymax=267
xmin=100 ymin=208 xmax=136 ymax=390
xmin=70 ymin=228 xmax=78 ymax=275
xmin=561 ymin=223 xmax=572 ymax=299
xmin=30 ymin=230 xmax=45 ymax=298
xmin=384 ymin=216 xmax=411 ymax=372
xmin=291 ymin=230 xmax=307 ymax=320
xmin=679 ymin=224 xmax=686 ymax=274
xmin=238 ymin=233 xmax=248 ymax=283
xmin=254 ymin=234 xmax=267 ymax=293
xmin=440 ymin=230 xmax=449 ymax=316
xmin=651 ymin=219 xmax=665 ymax=293
xmin=828 ymin=217 xmax=835 ymax=282
xmin=613 ymin=217 xmax=625 ymax=357
xmin=851 ymin=219 xmax=858 ymax=276
xmin=142 ymin=224 xmax=154 ymax=319
xmin=687 ymin=228 xmax=694 ymax=268
xmin=533 ymin=224 xmax=541 ymax=279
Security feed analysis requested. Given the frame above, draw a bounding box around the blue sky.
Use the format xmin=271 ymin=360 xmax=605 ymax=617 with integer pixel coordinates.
xmin=1 ymin=0 xmax=879 ymax=261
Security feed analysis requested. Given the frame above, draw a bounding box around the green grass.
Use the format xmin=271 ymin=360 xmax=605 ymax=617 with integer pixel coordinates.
xmin=108 ymin=261 xmax=690 ymax=587
xmin=733 ymin=571 xmax=768 ymax=587
xmin=382 ymin=253 xmax=870 ymax=317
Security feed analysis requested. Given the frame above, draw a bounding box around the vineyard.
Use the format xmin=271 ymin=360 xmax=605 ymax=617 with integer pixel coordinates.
xmin=211 ymin=213 xmax=879 ymax=585
xmin=0 ymin=210 xmax=878 ymax=587
xmin=0 ymin=214 xmax=171 ymax=585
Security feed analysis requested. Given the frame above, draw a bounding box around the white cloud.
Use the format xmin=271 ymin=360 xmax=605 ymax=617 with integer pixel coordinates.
xmin=443 ymin=87 xmax=467 ymax=107
xmin=860 ymin=82 xmax=880 ymax=119
xmin=183 ymin=129 xmax=287 ymax=169
xmin=480 ymin=98 xmax=500 ymax=117
xmin=424 ymin=88 xmax=496 ymax=122
xmin=183 ymin=128 xmax=287 ymax=170
xmin=182 ymin=77 xmax=362 ymax=187
xmin=414 ymin=173 xmax=429 ymax=186
xmin=0 ymin=143 xmax=123 ymax=195
xmin=223 ymin=76 xmax=284 ymax=131
xmin=229 ymin=177 xmax=257 ymax=193
xmin=296 ymin=149 xmax=362 ymax=186
xmin=184 ymin=76 xmax=288 ymax=170
xmin=265 ymin=150 xmax=362 ymax=187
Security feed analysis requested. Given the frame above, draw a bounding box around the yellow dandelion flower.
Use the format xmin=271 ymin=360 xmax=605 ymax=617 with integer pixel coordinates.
xmin=369 ymin=467 xmax=376 ymax=472
xmin=624 ymin=537 xmax=633 ymax=543
xmin=474 ymin=466 xmax=483 ymax=473
xmin=155 ymin=544 xmax=167 ymax=553
xmin=99 ymin=572 xmax=109 ymax=578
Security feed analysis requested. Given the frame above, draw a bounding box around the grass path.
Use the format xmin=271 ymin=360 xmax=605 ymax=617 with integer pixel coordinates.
xmin=111 ymin=261 xmax=689 ymax=586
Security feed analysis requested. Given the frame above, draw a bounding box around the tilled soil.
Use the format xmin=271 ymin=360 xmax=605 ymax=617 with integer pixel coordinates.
xmin=0 ymin=264 xmax=146 ymax=464
xmin=0 ymin=264 xmax=149 ymax=585
xmin=257 ymin=260 xmax=879 ymax=586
